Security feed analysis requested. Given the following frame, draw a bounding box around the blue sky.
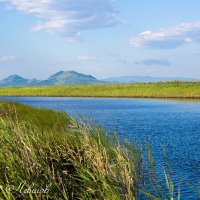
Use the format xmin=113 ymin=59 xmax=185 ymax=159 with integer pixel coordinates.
xmin=1 ymin=0 xmax=200 ymax=79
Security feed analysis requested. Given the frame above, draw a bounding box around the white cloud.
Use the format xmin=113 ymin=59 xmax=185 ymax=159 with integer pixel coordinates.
xmin=1 ymin=0 xmax=121 ymax=40
xmin=78 ymin=55 xmax=96 ymax=61
xmin=192 ymin=50 xmax=200 ymax=56
xmin=0 ymin=55 xmax=18 ymax=62
xmin=129 ymin=21 xmax=200 ymax=49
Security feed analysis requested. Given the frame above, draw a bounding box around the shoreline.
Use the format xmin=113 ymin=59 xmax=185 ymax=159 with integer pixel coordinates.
xmin=0 ymin=95 xmax=200 ymax=100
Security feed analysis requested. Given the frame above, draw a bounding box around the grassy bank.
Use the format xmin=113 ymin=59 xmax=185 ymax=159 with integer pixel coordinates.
xmin=0 ymin=81 xmax=200 ymax=98
xmin=0 ymin=101 xmax=184 ymax=199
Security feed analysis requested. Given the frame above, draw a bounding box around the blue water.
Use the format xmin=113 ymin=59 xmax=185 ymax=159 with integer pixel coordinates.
xmin=1 ymin=97 xmax=200 ymax=199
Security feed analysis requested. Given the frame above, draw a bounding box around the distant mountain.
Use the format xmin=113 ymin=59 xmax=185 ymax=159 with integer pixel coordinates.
xmin=0 ymin=75 xmax=40 ymax=86
xmin=45 ymin=71 xmax=102 ymax=85
xmin=0 ymin=75 xmax=27 ymax=86
xmin=102 ymin=76 xmax=200 ymax=83
xmin=0 ymin=71 xmax=105 ymax=86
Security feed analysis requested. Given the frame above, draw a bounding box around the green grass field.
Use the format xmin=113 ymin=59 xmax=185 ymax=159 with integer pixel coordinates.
xmin=0 ymin=101 xmax=183 ymax=199
xmin=0 ymin=81 xmax=200 ymax=98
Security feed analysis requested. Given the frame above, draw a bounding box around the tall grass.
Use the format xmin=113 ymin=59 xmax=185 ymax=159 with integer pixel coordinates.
xmin=0 ymin=101 xmax=183 ymax=199
xmin=0 ymin=81 xmax=200 ymax=98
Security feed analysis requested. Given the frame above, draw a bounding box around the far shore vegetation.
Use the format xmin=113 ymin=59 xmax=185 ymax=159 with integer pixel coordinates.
xmin=0 ymin=81 xmax=200 ymax=98
xmin=0 ymin=101 xmax=186 ymax=199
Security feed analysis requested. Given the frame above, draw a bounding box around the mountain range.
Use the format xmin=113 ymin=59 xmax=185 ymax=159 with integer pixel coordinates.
xmin=102 ymin=76 xmax=200 ymax=83
xmin=0 ymin=71 xmax=105 ymax=86
xmin=0 ymin=71 xmax=199 ymax=86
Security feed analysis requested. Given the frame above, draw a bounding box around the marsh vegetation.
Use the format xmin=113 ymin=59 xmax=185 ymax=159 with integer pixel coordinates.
xmin=0 ymin=101 xmax=184 ymax=199
xmin=0 ymin=81 xmax=200 ymax=98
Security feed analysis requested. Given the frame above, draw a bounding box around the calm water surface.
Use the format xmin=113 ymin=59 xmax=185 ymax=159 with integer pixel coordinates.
xmin=1 ymin=97 xmax=200 ymax=199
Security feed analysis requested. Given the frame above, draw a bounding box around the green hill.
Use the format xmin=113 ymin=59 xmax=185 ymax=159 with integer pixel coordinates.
xmin=44 ymin=71 xmax=103 ymax=85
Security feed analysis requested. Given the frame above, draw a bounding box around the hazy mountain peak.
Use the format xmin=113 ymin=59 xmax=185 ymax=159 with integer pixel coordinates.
xmin=103 ymin=75 xmax=199 ymax=83
xmin=47 ymin=71 xmax=98 ymax=85
xmin=6 ymin=74 xmax=25 ymax=80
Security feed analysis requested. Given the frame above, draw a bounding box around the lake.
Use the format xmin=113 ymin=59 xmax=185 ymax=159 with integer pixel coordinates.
xmin=1 ymin=97 xmax=200 ymax=199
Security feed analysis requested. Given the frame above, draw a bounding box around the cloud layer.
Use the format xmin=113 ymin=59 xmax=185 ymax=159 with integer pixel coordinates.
xmin=0 ymin=55 xmax=17 ymax=62
xmin=1 ymin=0 xmax=121 ymax=40
xmin=130 ymin=21 xmax=200 ymax=49
xmin=135 ymin=59 xmax=170 ymax=66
